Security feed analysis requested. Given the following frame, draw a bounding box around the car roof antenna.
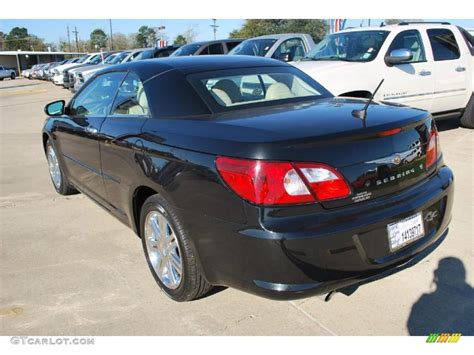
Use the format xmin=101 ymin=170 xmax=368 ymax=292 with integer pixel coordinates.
xmin=351 ymin=79 xmax=385 ymax=126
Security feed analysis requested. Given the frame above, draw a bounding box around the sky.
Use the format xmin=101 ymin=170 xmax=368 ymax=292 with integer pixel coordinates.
xmin=1 ymin=19 xmax=473 ymax=45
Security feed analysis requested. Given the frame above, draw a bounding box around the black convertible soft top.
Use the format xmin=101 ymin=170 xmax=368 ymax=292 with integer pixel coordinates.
xmin=97 ymin=55 xmax=287 ymax=79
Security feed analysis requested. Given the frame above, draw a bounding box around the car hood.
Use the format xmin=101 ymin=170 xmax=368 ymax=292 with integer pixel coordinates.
xmin=81 ymin=64 xmax=107 ymax=75
xmin=54 ymin=63 xmax=82 ymax=72
xmin=142 ymin=98 xmax=429 ymax=167
xmin=293 ymin=60 xmax=362 ymax=76
xmin=69 ymin=64 xmax=98 ymax=74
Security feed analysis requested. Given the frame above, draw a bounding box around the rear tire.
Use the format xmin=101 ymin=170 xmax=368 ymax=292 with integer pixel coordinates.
xmin=45 ymin=140 xmax=78 ymax=195
xmin=460 ymin=94 xmax=474 ymax=129
xmin=10 ymin=73 xmax=15 ymax=80
xmin=140 ymin=194 xmax=212 ymax=302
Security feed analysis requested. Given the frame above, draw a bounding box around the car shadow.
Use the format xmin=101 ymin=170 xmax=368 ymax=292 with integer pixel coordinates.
xmin=406 ymin=257 xmax=474 ymax=335
xmin=0 ymin=82 xmax=41 ymax=90
xmin=436 ymin=118 xmax=461 ymax=132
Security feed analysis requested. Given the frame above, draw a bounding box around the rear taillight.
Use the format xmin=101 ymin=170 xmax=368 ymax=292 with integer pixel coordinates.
xmin=294 ymin=163 xmax=352 ymax=201
xmin=215 ymin=157 xmax=351 ymax=206
xmin=426 ymin=125 xmax=441 ymax=168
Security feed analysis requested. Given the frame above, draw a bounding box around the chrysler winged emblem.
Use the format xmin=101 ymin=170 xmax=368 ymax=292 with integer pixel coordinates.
xmin=366 ymin=148 xmax=418 ymax=165
xmin=392 ymin=154 xmax=402 ymax=165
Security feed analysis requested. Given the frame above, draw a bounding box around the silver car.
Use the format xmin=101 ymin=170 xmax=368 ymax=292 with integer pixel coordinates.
xmin=228 ymin=33 xmax=315 ymax=62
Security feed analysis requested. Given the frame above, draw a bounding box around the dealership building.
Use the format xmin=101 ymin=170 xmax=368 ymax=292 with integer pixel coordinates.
xmin=0 ymin=50 xmax=85 ymax=74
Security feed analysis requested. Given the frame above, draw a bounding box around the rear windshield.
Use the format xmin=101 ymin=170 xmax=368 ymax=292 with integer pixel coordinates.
xmin=229 ymin=38 xmax=277 ymax=56
xmin=171 ymin=44 xmax=202 ymax=56
xmin=188 ymin=67 xmax=331 ymax=112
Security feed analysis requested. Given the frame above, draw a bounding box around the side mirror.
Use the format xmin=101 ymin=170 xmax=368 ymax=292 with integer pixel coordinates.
xmin=277 ymin=52 xmax=293 ymax=62
xmin=44 ymin=100 xmax=65 ymax=116
xmin=385 ymin=48 xmax=413 ymax=66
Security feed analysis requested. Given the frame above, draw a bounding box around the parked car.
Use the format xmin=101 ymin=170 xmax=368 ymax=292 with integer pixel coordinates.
xmin=171 ymin=39 xmax=243 ymax=56
xmin=31 ymin=64 xmax=47 ymax=79
xmin=0 ymin=65 xmax=16 ymax=80
xmin=43 ymin=56 xmax=453 ymax=302
xmin=229 ymin=34 xmax=315 ymax=62
xmin=23 ymin=64 xmax=41 ymax=79
xmin=72 ymin=47 xmax=181 ymax=93
xmin=133 ymin=45 xmax=181 ymax=60
xmin=52 ymin=56 xmax=91 ymax=85
xmin=293 ymin=22 xmax=474 ymax=127
xmin=65 ymin=52 xmax=116 ymax=90
xmin=45 ymin=60 xmax=69 ymax=81
xmin=73 ymin=51 xmax=133 ymax=92
xmin=121 ymin=48 xmax=149 ymax=63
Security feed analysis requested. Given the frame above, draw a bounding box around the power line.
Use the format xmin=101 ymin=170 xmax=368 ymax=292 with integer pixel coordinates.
xmin=72 ymin=26 xmax=79 ymax=52
xmin=109 ymin=19 xmax=113 ymax=50
xmin=210 ymin=19 xmax=219 ymax=40
xmin=67 ymin=25 xmax=71 ymax=52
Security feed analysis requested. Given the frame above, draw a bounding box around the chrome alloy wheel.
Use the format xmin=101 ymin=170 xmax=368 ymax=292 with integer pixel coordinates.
xmin=47 ymin=145 xmax=61 ymax=189
xmin=144 ymin=209 xmax=183 ymax=290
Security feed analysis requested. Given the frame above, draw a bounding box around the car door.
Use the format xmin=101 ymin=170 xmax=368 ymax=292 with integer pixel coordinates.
xmin=271 ymin=38 xmax=308 ymax=61
xmin=426 ymin=28 xmax=469 ymax=114
xmin=100 ymin=71 xmax=150 ymax=218
xmin=381 ymin=29 xmax=434 ymax=112
xmin=57 ymin=71 xmax=126 ymax=202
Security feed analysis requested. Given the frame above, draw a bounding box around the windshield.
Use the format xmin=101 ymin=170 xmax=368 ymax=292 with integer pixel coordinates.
xmin=104 ymin=53 xmax=119 ymax=64
xmin=171 ymin=44 xmax=202 ymax=56
xmin=304 ymin=30 xmax=389 ymax=62
xmin=133 ymin=49 xmax=154 ymax=61
xmin=89 ymin=54 xmax=105 ymax=64
xmin=109 ymin=51 xmax=131 ymax=64
xmin=189 ymin=67 xmax=331 ymax=112
xmin=76 ymin=55 xmax=91 ymax=64
xmin=228 ymin=38 xmax=277 ymax=56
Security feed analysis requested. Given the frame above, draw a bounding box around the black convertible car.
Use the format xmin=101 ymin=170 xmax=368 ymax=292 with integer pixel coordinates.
xmin=42 ymin=56 xmax=454 ymax=301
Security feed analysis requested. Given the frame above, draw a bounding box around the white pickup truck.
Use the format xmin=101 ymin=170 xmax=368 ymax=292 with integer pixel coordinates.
xmin=0 ymin=65 xmax=16 ymax=80
xmin=293 ymin=22 xmax=474 ymax=128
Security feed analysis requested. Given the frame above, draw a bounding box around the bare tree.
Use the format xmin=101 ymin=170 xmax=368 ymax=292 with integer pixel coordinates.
xmin=183 ymin=28 xmax=198 ymax=43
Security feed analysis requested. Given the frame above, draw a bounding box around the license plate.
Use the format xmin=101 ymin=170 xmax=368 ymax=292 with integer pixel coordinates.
xmin=387 ymin=212 xmax=425 ymax=251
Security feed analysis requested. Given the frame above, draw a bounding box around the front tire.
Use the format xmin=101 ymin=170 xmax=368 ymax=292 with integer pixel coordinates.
xmin=10 ymin=73 xmax=15 ymax=80
xmin=140 ymin=194 xmax=212 ymax=302
xmin=45 ymin=140 xmax=78 ymax=195
xmin=460 ymin=94 xmax=474 ymax=129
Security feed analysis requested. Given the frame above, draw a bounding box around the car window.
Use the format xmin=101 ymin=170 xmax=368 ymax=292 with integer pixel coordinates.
xmin=208 ymin=43 xmax=224 ymax=54
xmin=70 ymin=72 xmax=126 ymax=117
xmin=304 ymin=30 xmax=389 ymax=62
xmin=155 ymin=48 xmax=175 ymax=57
xmin=225 ymin=41 xmax=241 ymax=52
xmin=388 ymin=30 xmax=426 ymax=63
xmin=171 ymin=43 xmax=202 ymax=56
xmin=427 ymin=29 xmax=460 ymax=61
xmin=111 ymin=72 xmax=149 ymax=116
xmin=193 ymin=69 xmax=329 ymax=111
xmin=199 ymin=44 xmax=225 ymax=55
xmin=229 ymin=38 xmax=278 ymax=56
xmin=272 ymin=38 xmax=307 ymax=61
xmin=134 ymin=49 xmax=154 ymax=61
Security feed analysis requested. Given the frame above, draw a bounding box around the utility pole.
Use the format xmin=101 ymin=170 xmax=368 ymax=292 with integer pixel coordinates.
xmin=210 ymin=19 xmax=219 ymax=40
xmin=67 ymin=25 xmax=71 ymax=52
xmin=109 ymin=19 xmax=113 ymax=50
xmin=72 ymin=26 xmax=79 ymax=52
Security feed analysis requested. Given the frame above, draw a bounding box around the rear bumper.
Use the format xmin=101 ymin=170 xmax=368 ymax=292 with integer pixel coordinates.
xmin=182 ymin=165 xmax=454 ymax=300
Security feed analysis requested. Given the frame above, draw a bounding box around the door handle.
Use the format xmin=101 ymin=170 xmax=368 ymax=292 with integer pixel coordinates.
xmin=419 ymin=70 xmax=432 ymax=76
xmin=85 ymin=126 xmax=98 ymax=134
xmin=456 ymin=66 xmax=466 ymax=72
